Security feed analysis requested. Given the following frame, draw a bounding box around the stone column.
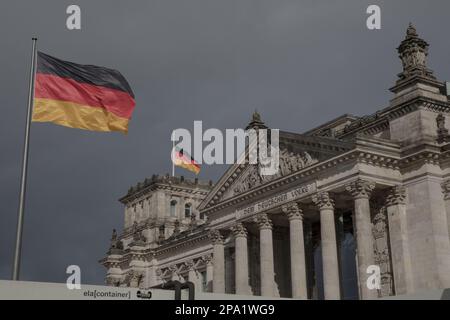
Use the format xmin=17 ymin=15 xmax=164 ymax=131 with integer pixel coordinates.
xmin=256 ymin=213 xmax=276 ymax=297
xmin=231 ymin=223 xmax=251 ymax=295
xmin=386 ymin=186 xmax=413 ymax=294
xmin=203 ymin=254 xmax=214 ymax=292
xmin=209 ymin=230 xmax=225 ymax=293
xmin=442 ymin=180 xmax=450 ymax=241
xmin=282 ymin=202 xmax=308 ymax=299
xmin=346 ymin=178 xmax=377 ymax=300
xmin=313 ymin=192 xmax=341 ymax=300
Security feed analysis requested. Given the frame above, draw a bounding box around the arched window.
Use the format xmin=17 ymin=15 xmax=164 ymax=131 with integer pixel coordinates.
xmin=170 ymin=200 xmax=177 ymax=217
xmin=184 ymin=203 xmax=192 ymax=218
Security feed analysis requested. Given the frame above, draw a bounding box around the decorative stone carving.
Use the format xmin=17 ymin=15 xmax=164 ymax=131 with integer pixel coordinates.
xmin=442 ymin=179 xmax=450 ymax=200
xmin=184 ymin=260 xmax=195 ymax=271
xmin=155 ymin=268 xmax=163 ymax=279
xmin=386 ymin=186 xmax=407 ymax=206
xmin=278 ymin=148 xmax=317 ymax=177
xmin=125 ymin=270 xmax=143 ymax=288
xmin=232 ymin=165 xmax=262 ymax=195
xmin=131 ymin=221 xmax=138 ymax=233
xmin=208 ymin=229 xmax=224 ymax=245
xmin=224 ymin=150 xmax=318 ymax=199
xmin=111 ymin=229 xmax=117 ymax=241
xmin=202 ymin=254 xmax=213 ymax=266
xmin=437 ymin=113 xmax=447 ymax=132
xmin=169 ymin=265 xmax=179 ymax=277
xmin=245 ymin=110 xmax=268 ymax=130
xmin=436 ymin=113 xmax=450 ymax=143
xmin=132 ymin=230 xmax=146 ymax=245
xmin=371 ymin=205 xmax=394 ymax=297
xmin=109 ymin=229 xmax=124 ymax=253
xmin=345 ymin=179 xmax=375 ymax=199
xmin=105 ymin=277 xmax=121 ymax=287
xmin=255 ymin=213 xmax=273 ymax=230
xmin=312 ymin=191 xmax=334 ymax=210
xmin=231 ymin=223 xmax=248 ymax=238
xmin=397 ymin=23 xmax=435 ymax=80
xmin=173 ymin=220 xmax=181 ymax=235
xmin=281 ymin=202 xmax=304 ymax=221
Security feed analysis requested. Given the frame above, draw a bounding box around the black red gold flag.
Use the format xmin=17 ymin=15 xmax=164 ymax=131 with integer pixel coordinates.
xmin=32 ymin=52 xmax=135 ymax=133
xmin=172 ymin=147 xmax=201 ymax=174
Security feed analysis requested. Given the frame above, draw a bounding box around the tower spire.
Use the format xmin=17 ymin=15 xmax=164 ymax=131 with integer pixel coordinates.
xmin=245 ymin=110 xmax=268 ymax=130
xmin=390 ymin=23 xmax=445 ymax=105
xmin=396 ymin=23 xmax=434 ymax=81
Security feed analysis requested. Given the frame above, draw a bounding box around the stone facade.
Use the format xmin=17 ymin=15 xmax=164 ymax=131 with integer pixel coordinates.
xmin=100 ymin=25 xmax=450 ymax=299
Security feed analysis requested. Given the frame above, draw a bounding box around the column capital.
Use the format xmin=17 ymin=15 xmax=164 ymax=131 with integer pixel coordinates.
xmin=208 ymin=229 xmax=224 ymax=245
xmin=312 ymin=191 xmax=334 ymax=210
xmin=281 ymin=202 xmax=304 ymax=221
xmin=256 ymin=213 xmax=273 ymax=230
xmin=386 ymin=185 xmax=407 ymax=206
xmin=442 ymin=179 xmax=450 ymax=200
xmin=231 ymin=222 xmax=248 ymax=238
xmin=345 ymin=178 xmax=375 ymax=199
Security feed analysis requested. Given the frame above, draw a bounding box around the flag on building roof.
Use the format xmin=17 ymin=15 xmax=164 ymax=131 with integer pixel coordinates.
xmin=172 ymin=147 xmax=201 ymax=174
xmin=32 ymin=51 xmax=135 ymax=133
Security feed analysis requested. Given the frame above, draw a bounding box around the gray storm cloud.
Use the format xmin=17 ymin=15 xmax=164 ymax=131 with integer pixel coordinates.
xmin=1 ymin=0 xmax=449 ymax=284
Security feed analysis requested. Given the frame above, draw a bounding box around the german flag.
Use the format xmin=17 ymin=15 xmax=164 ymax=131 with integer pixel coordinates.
xmin=172 ymin=147 xmax=201 ymax=174
xmin=32 ymin=52 xmax=135 ymax=133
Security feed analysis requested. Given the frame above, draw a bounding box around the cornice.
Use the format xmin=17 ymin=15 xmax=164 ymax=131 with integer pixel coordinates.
xmin=337 ymin=98 xmax=450 ymax=139
xmin=155 ymin=229 xmax=210 ymax=256
xmin=400 ymin=150 xmax=441 ymax=167
xmin=120 ymin=183 xmax=210 ymax=205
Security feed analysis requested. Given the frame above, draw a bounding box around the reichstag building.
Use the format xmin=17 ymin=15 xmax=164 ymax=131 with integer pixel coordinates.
xmin=100 ymin=25 xmax=450 ymax=299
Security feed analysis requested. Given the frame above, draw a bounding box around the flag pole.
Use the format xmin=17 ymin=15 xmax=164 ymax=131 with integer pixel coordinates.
xmin=12 ymin=38 xmax=37 ymax=280
xmin=172 ymin=140 xmax=175 ymax=177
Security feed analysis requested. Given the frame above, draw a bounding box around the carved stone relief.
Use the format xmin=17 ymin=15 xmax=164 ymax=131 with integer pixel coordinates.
xmin=371 ymin=201 xmax=394 ymax=297
xmin=220 ymin=149 xmax=318 ymax=201
xmin=124 ymin=270 xmax=143 ymax=288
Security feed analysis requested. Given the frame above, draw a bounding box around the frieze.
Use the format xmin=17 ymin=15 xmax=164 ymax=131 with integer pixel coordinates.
xmin=235 ymin=182 xmax=316 ymax=220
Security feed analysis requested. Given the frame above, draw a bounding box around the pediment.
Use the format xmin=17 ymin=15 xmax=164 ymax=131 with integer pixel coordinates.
xmin=198 ymin=130 xmax=353 ymax=211
xmin=220 ymin=149 xmax=318 ymax=200
xmin=199 ymin=145 xmax=320 ymax=210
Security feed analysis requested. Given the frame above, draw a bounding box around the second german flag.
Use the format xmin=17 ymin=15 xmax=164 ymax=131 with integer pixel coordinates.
xmin=172 ymin=147 xmax=201 ymax=174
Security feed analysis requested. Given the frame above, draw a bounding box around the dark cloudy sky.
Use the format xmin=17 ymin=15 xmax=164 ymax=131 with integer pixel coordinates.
xmin=1 ymin=0 xmax=450 ymax=285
